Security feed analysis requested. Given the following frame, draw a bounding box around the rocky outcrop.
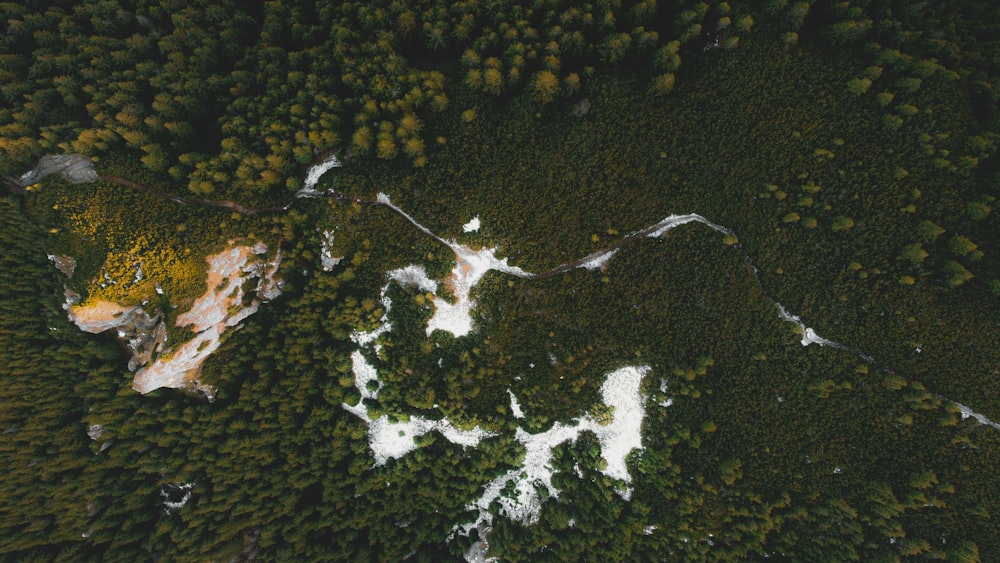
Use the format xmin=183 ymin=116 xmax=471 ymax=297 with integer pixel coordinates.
xmin=67 ymin=243 xmax=283 ymax=398
xmin=17 ymin=154 xmax=97 ymax=188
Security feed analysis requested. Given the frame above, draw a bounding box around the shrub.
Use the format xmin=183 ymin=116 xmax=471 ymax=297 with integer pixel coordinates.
xmin=847 ymin=77 xmax=872 ymax=95
xmin=941 ymin=260 xmax=973 ymax=287
xmin=831 ymin=216 xmax=855 ymax=231
xmin=917 ymin=220 xmax=945 ymax=242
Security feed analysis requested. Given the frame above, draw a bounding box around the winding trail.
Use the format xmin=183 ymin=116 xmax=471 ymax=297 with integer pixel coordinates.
xmin=14 ymin=153 xmax=1000 ymax=430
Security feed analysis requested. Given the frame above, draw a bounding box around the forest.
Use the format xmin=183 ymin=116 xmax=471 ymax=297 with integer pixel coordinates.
xmin=2 ymin=0 xmax=1000 ymax=561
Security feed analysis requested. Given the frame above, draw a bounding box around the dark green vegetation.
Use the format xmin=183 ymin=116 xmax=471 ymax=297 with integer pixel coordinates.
xmin=3 ymin=0 xmax=1000 ymax=561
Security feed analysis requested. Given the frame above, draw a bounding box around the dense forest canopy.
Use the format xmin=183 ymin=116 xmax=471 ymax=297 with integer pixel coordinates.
xmin=2 ymin=0 xmax=1000 ymax=561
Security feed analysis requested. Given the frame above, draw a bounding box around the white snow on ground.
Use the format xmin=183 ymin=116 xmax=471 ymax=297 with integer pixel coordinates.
xmin=508 ymin=389 xmax=524 ymax=418
xmin=952 ymin=401 xmax=1000 ymax=430
xmin=376 ymin=194 xmax=536 ymax=337
xmin=578 ymin=249 xmax=618 ymax=271
xmin=351 ymin=290 xmax=393 ymax=348
xmin=463 ymin=216 xmax=481 ymax=233
xmin=342 ymin=374 xmax=495 ymax=466
xmin=465 ymin=539 xmax=496 ymax=563
xmin=645 ymin=214 xmax=706 ymax=237
xmin=351 ymin=350 xmax=381 ymax=400
xmin=594 ymin=366 xmax=648 ymax=485
xmin=659 ymin=379 xmax=674 ymax=407
xmin=460 ymin=366 xmax=650 ymax=533
xmin=320 ymin=230 xmax=343 ymax=271
xmin=639 ymin=211 xmax=849 ymax=353
xmin=350 ymin=265 xmax=438 ymax=347
xmin=388 ymin=264 xmax=439 ymax=294
xmin=428 ymin=244 xmax=532 ymax=337
xmin=128 ymin=243 xmax=282 ymax=395
xmin=298 ymin=154 xmax=342 ymax=196
xmin=161 ymin=483 xmax=194 ymax=512
xmin=343 ymin=267 xmax=495 ymax=465
xmin=774 ymin=304 xmax=837 ymax=347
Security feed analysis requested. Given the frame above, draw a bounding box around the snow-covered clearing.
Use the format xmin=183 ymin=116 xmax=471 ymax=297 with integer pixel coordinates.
xmin=428 ymin=243 xmax=532 ymax=337
xmin=508 ymin=389 xmax=524 ymax=419
xmin=342 ymin=336 xmax=495 ymax=466
xmin=372 ymin=195 xmax=533 ymax=338
xmin=319 ymin=229 xmax=343 ymax=271
xmin=460 ymin=366 xmax=649 ymax=533
xmin=298 ymin=154 xmax=342 ymax=197
xmin=463 ymin=216 xmax=481 ymax=233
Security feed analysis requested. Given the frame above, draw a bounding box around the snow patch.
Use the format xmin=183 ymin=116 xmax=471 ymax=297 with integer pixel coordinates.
xmin=645 ymin=214 xmax=710 ymax=238
xmin=460 ymin=366 xmax=649 ymax=534
xmin=389 ymin=264 xmax=439 ymax=294
xmin=775 ymin=304 xmax=836 ymax=347
xmin=320 ymin=230 xmax=343 ymax=271
xmin=349 ymin=264 xmax=440 ymax=347
xmin=161 ymin=483 xmax=194 ymax=512
xmin=953 ymin=401 xmax=1000 ymax=430
xmin=508 ymin=389 xmax=524 ymax=419
xmin=343 ymin=283 xmax=495 ymax=466
xmin=351 ymin=350 xmax=381 ymax=400
xmin=298 ymin=154 xmax=342 ymax=196
xmin=428 ymin=243 xmax=532 ymax=337
xmin=463 ymin=216 xmax=481 ymax=233
xmin=465 ymin=538 xmax=497 ymax=563
xmin=375 ymin=194 xmax=535 ymax=337
xmin=659 ymin=379 xmax=674 ymax=407
xmin=343 ymin=392 xmax=495 ymax=467
xmin=578 ymin=249 xmax=618 ymax=271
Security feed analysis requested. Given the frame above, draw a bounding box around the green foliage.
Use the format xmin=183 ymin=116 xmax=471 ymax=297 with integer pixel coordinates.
xmin=941 ymin=260 xmax=974 ymax=287
xmin=4 ymin=1 xmax=1000 ymax=561
xmin=917 ymin=220 xmax=945 ymax=242
xmin=847 ymin=77 xmax=872 ymax=96
xmin=831 ymin=216 xmax=855 ymax=231
xmin=898 ymin=243 xmax=928 ymax=265
xmin=949 ymin=235 xmax=979 ymax=257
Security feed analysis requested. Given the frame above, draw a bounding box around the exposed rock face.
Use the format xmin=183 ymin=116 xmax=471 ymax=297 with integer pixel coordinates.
xmin=132 ymin=244 xmax=283 ymax=396
xmin=67 ymin=243 xmax=282 ymax=398
xmin=69 ymin=301 xmax=167 ymax=371
xmin=47 ymin=254 xmax=76 ymax=278
xmin=18 ymin=154 xmax=97 ymax=187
